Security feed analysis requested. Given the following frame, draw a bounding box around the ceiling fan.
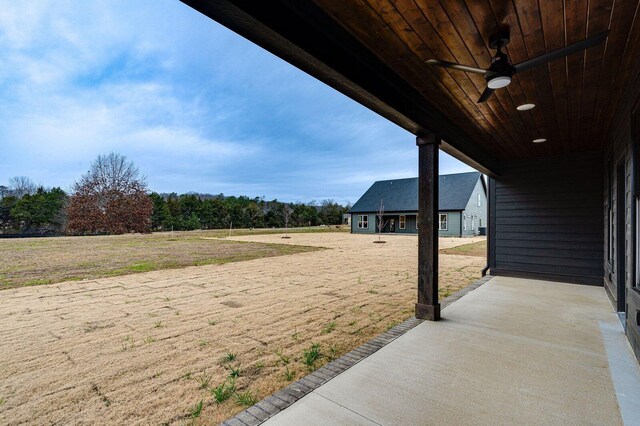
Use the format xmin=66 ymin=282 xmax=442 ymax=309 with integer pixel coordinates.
xmin=426 ymin=30 xmax=609 ymax=103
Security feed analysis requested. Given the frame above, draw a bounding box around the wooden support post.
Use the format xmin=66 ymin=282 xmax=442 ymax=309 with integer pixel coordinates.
xmin=416 ymin=135 xmax=440 ymax=321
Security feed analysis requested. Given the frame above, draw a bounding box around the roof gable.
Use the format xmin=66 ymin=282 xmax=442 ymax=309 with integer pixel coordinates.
xmin=349 ymin=172 xmax=482 ymax=213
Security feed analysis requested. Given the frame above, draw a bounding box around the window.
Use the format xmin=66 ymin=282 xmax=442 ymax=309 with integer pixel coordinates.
xmin=438 ymin=213 xmax=448 ymax=230
xmin=463 ymin=214 xmax=467 ymax=230
xmin=357 ymin=215 xmax=368 ymax=229
xmin=471 ymin=215 xmax=475 ymax=231
xmin=477 ymin=193 xmax=481 ymax=207
xmin=636 ymin=198 xmax=640 ymax=288
xmin=609 ymin=207 xmax=614 ymax=266
xmin=399 ymin=215 xmax=406 ymax=230
xmin=608 ymin=159 xmax=614 ymax=266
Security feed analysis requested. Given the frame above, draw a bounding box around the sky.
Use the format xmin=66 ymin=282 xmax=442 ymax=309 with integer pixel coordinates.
xmin=0 ymin=0 xmax=473 ymax=205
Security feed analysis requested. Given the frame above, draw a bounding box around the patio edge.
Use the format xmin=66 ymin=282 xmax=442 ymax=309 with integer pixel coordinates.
xmin=221 ymin=274 xmax=495 ymax=426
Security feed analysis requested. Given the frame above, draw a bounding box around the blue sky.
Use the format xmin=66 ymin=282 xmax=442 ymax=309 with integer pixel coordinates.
xmin=0 ymin=0 xmax=473 ymax=204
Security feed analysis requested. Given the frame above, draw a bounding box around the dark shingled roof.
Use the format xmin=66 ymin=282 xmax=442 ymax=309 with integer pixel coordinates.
xmin=349 ymin=172 xmax=482 ymax=213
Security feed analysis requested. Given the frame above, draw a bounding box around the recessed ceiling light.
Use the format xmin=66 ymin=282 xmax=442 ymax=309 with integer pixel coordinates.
xmin=533 ymin=138 xmax=546 ymax=143
xmin=517 ymin=103 xmax=535 ymax=111
xmin=487 ymin=75 xmax=512 ymax=89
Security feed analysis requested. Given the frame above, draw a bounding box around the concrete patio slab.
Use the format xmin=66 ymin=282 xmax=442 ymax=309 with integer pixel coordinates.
xmin=263 ymin=277 xmax=640 ymax=425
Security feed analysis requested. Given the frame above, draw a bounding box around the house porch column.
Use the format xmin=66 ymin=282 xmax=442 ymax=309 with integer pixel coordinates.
xmin=415 ymin=135 xmax=440 ymax=320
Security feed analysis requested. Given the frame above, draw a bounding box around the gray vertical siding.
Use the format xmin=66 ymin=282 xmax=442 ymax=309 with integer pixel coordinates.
xmin=489 ymin=151 xmax=604 ymax=285
xmin=396 ymin=214 xmax=417 ymax=234
xmin=462 ymin=178 xmax=487 ymax=236
xmin=351 ymin=212 xmax=466 ymax=236
xmin=351 ymin=213 xmax=376 ymax=234
xmin=438 ymin=211 xmax=461 ymax=237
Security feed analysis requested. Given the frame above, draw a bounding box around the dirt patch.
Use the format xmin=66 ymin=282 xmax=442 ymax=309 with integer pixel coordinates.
xmin=0 ymin=233 xmax=484 ymax=425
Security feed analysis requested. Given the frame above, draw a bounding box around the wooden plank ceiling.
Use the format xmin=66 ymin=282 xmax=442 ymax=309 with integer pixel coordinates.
xmin=312 ymin=0 xmax=640 ymax=160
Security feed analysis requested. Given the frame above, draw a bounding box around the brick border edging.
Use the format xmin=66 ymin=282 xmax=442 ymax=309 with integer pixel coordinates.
xmin=221 ymin=275 xmax=494 ymax=426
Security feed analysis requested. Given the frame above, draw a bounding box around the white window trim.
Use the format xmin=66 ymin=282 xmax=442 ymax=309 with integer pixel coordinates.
xmin=438 ymin=213 xmax=448 ymax=231
xmin=399 ymin=215 xmax=406 ymax=230
xmin=463 ymin=214 xmax=467 ymax=230
xmin=357 ymin=215 xmax=368 ymax=229
xmin=477 ymin=193 xmax=481 ymax=207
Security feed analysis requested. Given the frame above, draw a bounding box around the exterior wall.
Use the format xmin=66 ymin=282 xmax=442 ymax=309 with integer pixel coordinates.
xmin=461 ymin=178 xmax=487 ymax=236
xmin=604 ymin=135 xmax=631 ymax=308
xmin=438 ymin=211 xmax=461 ymax=237
xmin=351 ymin=213 xmax=376 ymax=234
xmin=489 ymin=151 xmax=604 ymax=285
xmin=351 ymin=212 xmax=462 ymax=236
xmin=603 ymin=75 xmax=640 ymax=362
xmin=397 ymin=214 xmax=417 ymax=234
xmin=380 ymin=212 xmax=417 ymax=234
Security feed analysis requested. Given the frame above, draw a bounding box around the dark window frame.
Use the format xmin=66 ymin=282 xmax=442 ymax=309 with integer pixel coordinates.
xmin=634 ymin=103 xmax=640 ymax=290
xmin=608 ymin=157 xmax=614 ymax=270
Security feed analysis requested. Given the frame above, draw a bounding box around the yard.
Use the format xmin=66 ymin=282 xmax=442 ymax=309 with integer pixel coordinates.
xmin=0 ymin=231 xmax=485 ymax=424
xmin=0 ymin=227 xmax=345 ymax=289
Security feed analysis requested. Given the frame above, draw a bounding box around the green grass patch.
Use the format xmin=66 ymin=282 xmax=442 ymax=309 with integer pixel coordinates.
xmin=228 ymin=365 xmax=242 ymax=379
xmin=284 ymin=366 xmax=294 ymax=381
xmin=322 ymin=321 xmax=336 ymax=334
xmin=127 ymin=261 xmax=156 ymax=272
xmin=211 ymin=380 xmax=236 ymax=403
xmin=440 ymin=240 xmax=486 ymax=257
xmin=188 ymin=400 xmax=203 ymax=419
xmin=235 ymin=390 xmax=257 ymax=407
xmin=222 ymin=352 xmax=237 ymax=363
xmin=302 ymin=343 xmax=322 ymax=371
xmin=22 ymin=278 xmax=53 ymax=287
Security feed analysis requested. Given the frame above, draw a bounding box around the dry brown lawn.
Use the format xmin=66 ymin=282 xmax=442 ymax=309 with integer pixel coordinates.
xmin=0 ymin=228 xmax=347 ymax=289
xmin=0 ymin=232 xmax=485 ymax=425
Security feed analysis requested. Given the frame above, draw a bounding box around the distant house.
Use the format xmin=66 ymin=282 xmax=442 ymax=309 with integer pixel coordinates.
xmin=342 ymin=213 xmax=351 ymax=225
xmin=349 ymin=172 xmax=487 ymax=237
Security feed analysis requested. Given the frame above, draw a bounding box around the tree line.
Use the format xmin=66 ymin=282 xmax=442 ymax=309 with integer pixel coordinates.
xmin=150 ymin=193 xmax=346 ymax=231
xmin=0 ymin=154 xmax=349 ymax=236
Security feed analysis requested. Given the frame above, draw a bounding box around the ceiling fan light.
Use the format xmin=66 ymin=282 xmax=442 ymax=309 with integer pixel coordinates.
xmin=487 ymin=75 xmax=511 ymax=89
xmin=517 ymin=103 xmax=535 ymax=111
xmin=533 ymin=138 xmax=547 ymax=143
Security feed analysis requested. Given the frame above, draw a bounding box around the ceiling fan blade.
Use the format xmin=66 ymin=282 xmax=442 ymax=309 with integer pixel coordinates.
xmin=426 ymin=59 xmax=487 ymax=75
xmin=477 ymin=87 xmax=494 ymax=103
xmin=513 ymin=31 xmax=609 ymax=73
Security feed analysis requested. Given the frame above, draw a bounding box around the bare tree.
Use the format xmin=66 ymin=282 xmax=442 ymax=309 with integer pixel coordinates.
xmin=66 ymin=153 xmax=152 ymax=234
xmin=9 ymin=176 xmax=36 ymax=198
xmin=375 ymin=199 xmax=387 ymax=243
xmin=281 ymin=203 xmax=293 ymax=238
xmin=0 ymin=185 xmax=8 ymax=200
xmin=245 ymin=196 xmax=265 ymax=228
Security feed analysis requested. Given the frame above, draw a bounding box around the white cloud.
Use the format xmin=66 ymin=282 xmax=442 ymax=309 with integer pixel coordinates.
xmin=0 ymin=0 xmax=50 ymax=48
xmin=0 ymin=0 xmax=473 ymax=203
